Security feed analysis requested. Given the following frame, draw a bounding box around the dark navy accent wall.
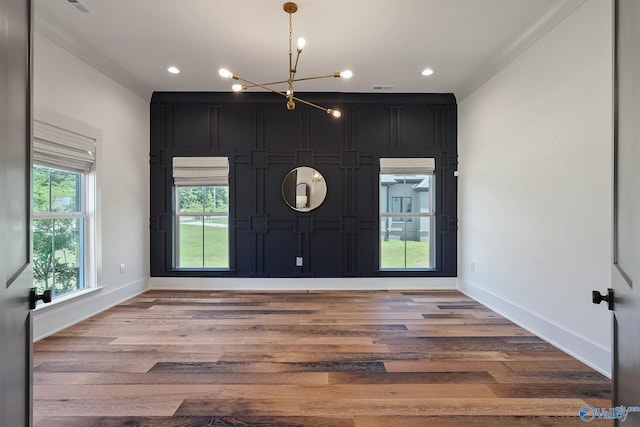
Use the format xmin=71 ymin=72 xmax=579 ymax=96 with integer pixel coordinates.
xmin=150 ymin=92 xmax=457 ymax=277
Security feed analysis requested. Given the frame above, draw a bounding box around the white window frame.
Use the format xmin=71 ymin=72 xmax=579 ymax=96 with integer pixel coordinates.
xmin=174 ymin=186 xmax=230 ymax=269
xmin=172 ymin=157 xmax=230 ymax=269
xmin=32 ymin=110 xmax=102 ymax=298
xmin=32 ymin=166 xmax=87 ymax=297
xmin=379 ymin=158 xmax=436 ymax=270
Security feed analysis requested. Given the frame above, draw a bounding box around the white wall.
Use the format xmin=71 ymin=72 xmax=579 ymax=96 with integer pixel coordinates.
xmin=458 ymin=0 xmax=613 ymax=375
xmin=32 ymin=32 xmax=150 ymax=340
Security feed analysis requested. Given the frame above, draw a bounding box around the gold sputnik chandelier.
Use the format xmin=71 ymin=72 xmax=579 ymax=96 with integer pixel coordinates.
xmin=218 ymin=2 xmax=353 ymax=118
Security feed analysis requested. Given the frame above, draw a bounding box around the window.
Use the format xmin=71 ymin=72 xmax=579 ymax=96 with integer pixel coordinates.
xmin=391 ymin=196 xmax=412 ymax=221
xmin=33 ymin=166 xmax=85 ymax=296
xmin=32 ymin=118 xmax=97 ymax=298
xmin=380 ymin=158 xmax=435 ymax=270
xmin=173 ymin=157 xmax=229 ymax=269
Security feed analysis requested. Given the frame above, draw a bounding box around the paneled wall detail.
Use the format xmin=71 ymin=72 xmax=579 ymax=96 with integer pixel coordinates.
xmin=150 ymin=92 xmax=457 ymax=278
xmin=205 ymin=104 xmax=220 ymax=148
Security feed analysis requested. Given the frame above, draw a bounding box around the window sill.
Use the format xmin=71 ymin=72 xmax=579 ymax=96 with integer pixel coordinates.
xmin=33 ymin=286 xmax=103 ymax=313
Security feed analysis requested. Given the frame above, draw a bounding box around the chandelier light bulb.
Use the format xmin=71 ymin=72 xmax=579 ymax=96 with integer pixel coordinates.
xmin=232 ymin=84 xmax=244 ymax=92
xmin=297 ymin=37 xmax=306 ymax=51
xmin=218 ymin=68 xmax=234 ymax=79
xmin=339 ymin=70 xmax=353 ymax=79
xmin=421 ymin=68 xmax=434 ymax=76
xmin=328 ymin=109 xmax=341 ymax=118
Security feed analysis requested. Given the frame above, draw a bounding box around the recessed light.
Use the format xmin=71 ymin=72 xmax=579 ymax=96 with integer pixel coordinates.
xmin=421 ymin=68 xmax=434 ymax=76
xmin=167 ymin=66 xmax=180 ymax=74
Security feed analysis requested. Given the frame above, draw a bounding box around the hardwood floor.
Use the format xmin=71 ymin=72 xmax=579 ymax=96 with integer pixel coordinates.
xmin=33 ymin=290 xmax=612 ymax=426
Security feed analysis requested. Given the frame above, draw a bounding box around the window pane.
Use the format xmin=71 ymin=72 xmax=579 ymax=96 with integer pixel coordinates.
xmin=178 ymin=187 xmax=205 ymax=213
xmin=33 ymin=219 xmax=54 ymax=294
xmin=33 ymin=166 xmax=51 ymax=213
xmin=53 ymin=218 xmax=84 ymax=295
xmin=205 ymin=186 xmax=229 ymax=213
xmin=178 ymin=216 xmax=204 ymax=267
xmin=50 ymin=168 xmax=81 ymax=213
xmin=178 ymin=215 xmax=230 ymax=268
xmin=204 ymin=216 xmax=229 ymax=268
xmin=32 ymin=218 xmax=84 ymax=297
xmin=380 ymin=217 xmax=431 ymax=269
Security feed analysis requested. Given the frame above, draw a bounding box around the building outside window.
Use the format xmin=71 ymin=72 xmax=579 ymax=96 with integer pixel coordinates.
xmin=380 ymin=158 xmax=435 ymax=270
xmin=391 ymin=196 xmax=412 ymax=221
xmin=173 ymin=157 xmax=229 ymax=269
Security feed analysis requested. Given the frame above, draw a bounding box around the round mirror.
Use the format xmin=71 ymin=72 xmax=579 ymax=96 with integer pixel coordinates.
xmin=282 ymin=167 xmax=327 ymax=212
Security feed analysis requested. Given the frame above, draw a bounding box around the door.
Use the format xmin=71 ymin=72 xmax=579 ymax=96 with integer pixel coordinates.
xmin=612 ymin=0 xmax=640 ymax=424
xmin=0 ymin=0 xmax=33 ymax=426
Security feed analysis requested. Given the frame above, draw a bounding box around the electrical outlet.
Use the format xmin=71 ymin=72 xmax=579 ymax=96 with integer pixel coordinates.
xmin=296 ymin=257 xmax=303 ymax=267
xmin=120 ymin=264 xmax=126 ymax=274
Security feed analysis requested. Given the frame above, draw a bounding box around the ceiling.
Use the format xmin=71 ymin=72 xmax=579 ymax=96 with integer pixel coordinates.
xmin=34 ymin=0 xmax=586 ymax=101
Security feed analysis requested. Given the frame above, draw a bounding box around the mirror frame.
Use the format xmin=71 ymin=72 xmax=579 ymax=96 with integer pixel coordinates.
xmin=282 ymin=166 xmax=327 ymax=212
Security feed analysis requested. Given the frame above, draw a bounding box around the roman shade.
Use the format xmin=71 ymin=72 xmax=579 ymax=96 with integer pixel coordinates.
xmin=172 ymin=157 xmax=229 ymax=186
xmin=379 ymin=158 xmax=436 ymax=175
xmin=33 ymin=120 xmax=96 ymax=173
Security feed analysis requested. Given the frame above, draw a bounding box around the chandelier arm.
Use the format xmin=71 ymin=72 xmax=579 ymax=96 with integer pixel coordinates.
xmin=234 ymin=75 xmax=289 ymax=98
xmin=242 ymin=74 xmax=339 ymax=89
xmin=290 ymin=95 xmax=332 ymax=113
xmin=289 ymin=50 xmax=294 ymax=83
xmin=292 ymin=50 xmax=302 ymax=78
xmin=291 ymin=74 xmax=340 ymax=82
xmin=243 ymin=80 xmax=290 ymax=88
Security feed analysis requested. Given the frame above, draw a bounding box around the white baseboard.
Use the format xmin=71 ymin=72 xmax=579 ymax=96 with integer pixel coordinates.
xmin=33 ymin=278 xmax=149 ymax=342
xmin=150 ymin=276 xmax=457 ymax=291
xmin=458 ymin=278 xmax=612 ymax=378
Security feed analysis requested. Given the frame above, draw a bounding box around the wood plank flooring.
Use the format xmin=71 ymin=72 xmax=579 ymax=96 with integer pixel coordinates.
xmin=33 ymin=290 xmax=612 ymax=426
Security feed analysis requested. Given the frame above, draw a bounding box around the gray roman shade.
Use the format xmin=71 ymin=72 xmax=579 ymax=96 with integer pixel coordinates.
xmin=379 ymin=158 xmax=436 ymax=175
xmin=33 ymin=120 xmax=96 ymax=173
xmin=172 ymin=157 xmax=229 ymax=186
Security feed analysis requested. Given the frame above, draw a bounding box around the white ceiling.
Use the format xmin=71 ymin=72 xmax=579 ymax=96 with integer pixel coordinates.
xmin=34 ymin=0 xmax=586 ymax=101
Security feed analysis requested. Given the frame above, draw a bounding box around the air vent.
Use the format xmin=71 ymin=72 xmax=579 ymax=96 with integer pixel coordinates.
xmin=373 ymin=85 xmax=395 ymax=91
xmin=65 ymin=0 xmax=94 ymax=14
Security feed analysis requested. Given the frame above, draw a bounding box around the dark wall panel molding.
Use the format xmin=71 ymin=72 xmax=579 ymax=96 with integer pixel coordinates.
xmin=204 ymin=104 xmax=221 ymax=148
xmin=249 ymin=149 xmax=269 ymax=169
xmin=340 ymin=149 xmax=360 ymax=169
xmin=150 ymin=92 xmax=457 ymax=277
xmin=295 ymin=149 xmax=314 ymax=167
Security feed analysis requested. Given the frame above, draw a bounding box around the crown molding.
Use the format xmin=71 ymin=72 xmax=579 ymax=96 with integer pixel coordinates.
xmin=34 ymin=17 xmax=152 ymax=101
xmin=456 ymin=0 xmax=588 ymax=101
